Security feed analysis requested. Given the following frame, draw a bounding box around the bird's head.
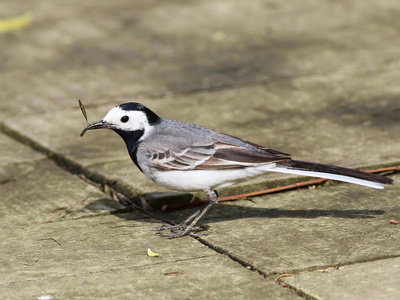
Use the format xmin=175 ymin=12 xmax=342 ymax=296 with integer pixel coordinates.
xmin=80 ymin=102 xmax=161 ymax=143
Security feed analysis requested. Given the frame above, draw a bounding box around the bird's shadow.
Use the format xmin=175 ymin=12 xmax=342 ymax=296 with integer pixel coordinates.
xmin=85 ymin=199 xmax=385 ymax=225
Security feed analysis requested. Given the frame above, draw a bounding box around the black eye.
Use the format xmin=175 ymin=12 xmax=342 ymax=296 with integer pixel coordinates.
xmin=121 ymin=116 xmax=129 ymax=123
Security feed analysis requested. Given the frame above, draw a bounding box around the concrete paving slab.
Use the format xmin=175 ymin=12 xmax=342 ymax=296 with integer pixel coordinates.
xmin=0 ymin=133 xmax=45 ymax=167
xmin=0 ymin=216 xmax=297 ymax=300
xmin=283 ymin=257 xmax=400 ymax=300
xmin=1 ymin=0 xmax=400 ymax=117
xmin=0 ymin=157 xmax=109 ymax=225
xmin=1 ymin=0 xmax=400 ymax=299
xmin=0 ymin=132 xmax=112 ymax=225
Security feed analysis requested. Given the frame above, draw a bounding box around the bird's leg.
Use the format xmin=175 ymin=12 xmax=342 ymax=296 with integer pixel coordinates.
xmin=154 ymin=209 xmax=202 ymax=231
xmin=154 ymin=189 xmax=218 ymax=238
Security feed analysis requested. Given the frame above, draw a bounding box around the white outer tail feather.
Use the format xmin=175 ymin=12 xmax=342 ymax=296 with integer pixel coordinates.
xmin=268 ymin=167 xmax=385 ymax=189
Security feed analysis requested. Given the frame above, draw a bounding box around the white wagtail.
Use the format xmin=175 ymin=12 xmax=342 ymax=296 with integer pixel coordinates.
xmin=80 ymin=102 xmax=393 ymax=238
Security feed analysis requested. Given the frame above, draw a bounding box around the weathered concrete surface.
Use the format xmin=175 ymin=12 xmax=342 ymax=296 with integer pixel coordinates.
xmin=0 ymin=132 xmax=295 ymax=299
xmin=283 ymin=257 xmax=400 ymax=300
xmin=0 ymin=133 xmax=44 ymax=167
xmin=1 ymin=217 xmax=296 ymax=300
xmin=1 ymin=0 xmax=400 ymax=299
xmin=1 ymin=0 xmax=400 ymax=117
xmin=0 ymin=133 xmax=108 ymax=225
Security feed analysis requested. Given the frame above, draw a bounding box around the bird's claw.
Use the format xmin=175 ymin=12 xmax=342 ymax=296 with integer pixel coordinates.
xmin=153 ymin=223 xmax=206 ymax=238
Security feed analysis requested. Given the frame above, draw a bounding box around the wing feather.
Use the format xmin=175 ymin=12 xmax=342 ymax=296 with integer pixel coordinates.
xmin=151 ymin=138 xmax=291 ymax=171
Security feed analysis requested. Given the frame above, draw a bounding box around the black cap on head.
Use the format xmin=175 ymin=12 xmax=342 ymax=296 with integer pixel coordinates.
xmin=118 ymin=102 xmax=161 ymax=125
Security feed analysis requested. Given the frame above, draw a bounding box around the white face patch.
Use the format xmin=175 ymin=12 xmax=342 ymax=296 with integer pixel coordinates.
xmin=102 ymin=106 xmax=154 ymax=140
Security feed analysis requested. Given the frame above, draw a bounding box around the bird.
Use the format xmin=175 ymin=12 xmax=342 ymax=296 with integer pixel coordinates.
xmin=80 ymin=102 xmax=393 ymax=238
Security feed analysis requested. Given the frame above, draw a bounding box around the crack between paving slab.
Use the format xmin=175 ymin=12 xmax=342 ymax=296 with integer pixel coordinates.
xmin=0 ymin=121 xmax=190 ymax=225
xmin=0 ymin=121 xmax=142 ymax=199
xmin=273 ymin=254 xmax=400 ymax=300
xmin=194 ymin=237 xmax=269 ymax=275
xmin=0 ymin=178 xmax=17 ymax=185
xmin=194 ymin=236 xmax=400 ymax=300
xmin=278 ymin=284 xmax=318 ymax=300
xmin=193 ymin=237 xmax=312 ymax=299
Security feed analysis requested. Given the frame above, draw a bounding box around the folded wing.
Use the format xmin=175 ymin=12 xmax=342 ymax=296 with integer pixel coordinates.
xmin=151 ymin=139 xmax=291 ymax=171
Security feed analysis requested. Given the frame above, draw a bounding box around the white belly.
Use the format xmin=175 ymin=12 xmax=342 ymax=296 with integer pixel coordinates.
xmin=144 ymin=164 xmax=277 ymax=192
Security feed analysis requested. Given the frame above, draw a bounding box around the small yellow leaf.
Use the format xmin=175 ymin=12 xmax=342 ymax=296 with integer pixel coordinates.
xmin=147 ymin=248 xmax=159 ymax=257
xmin=0 ymin=13 xmax=33 ymax=32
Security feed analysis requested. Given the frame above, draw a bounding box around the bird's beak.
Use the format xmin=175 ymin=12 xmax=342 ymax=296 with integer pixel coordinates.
xmin=80 ymin=120 xmax=115 ymax=137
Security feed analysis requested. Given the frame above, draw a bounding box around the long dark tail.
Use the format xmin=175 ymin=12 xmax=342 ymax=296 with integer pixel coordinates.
xmin=270 ymin=160 xmax=393 ymax=189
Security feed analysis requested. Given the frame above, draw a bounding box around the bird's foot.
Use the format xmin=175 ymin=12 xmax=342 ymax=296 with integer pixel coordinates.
xmin=153 ymin=223 xmax=207 ymax=238
xmin=153 ymin=191 xmax=218 ymax=238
